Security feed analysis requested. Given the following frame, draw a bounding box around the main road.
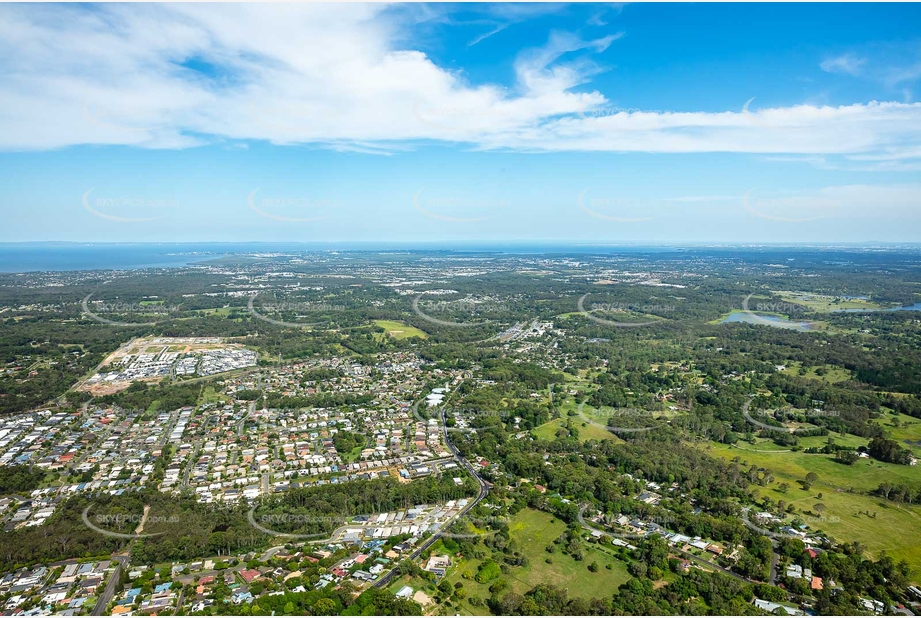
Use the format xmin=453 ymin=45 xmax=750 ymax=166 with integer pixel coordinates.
xmin=372 ymin=393 xmax=490 ymax=590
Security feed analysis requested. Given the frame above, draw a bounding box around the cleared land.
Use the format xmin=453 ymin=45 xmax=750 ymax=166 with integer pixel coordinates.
xmin=775 ymin=292 xmax=885 ymax=312
xmin=533 ymin=414 xmax=621 ymax=442
xmin=698 ymin=440 xmax=921 ymax=577
xmin=431 ymin=508 xmax=632 ymax=615
xmin=778 ymin=361 xmax=852 ymax=384
xmin=373 ymin=319 xmax=428 ymax=340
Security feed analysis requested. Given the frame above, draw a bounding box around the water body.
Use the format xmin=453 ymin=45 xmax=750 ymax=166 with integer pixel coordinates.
xmin=720 ymin=302 xmax=921 ymax=330
xmin=720 ymin=312 xmax=816 ymax=331
xmin=831 ymin=302 xmax=921 ymax=313
xmin=0 ymin=243 xmax=228 ymax=273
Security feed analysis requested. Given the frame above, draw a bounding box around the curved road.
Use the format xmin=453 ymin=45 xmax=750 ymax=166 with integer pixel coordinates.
xmin=575 ymin=505 xmax=776 ymax=589
xmin=373 ymin=396 xmax=490 ymax=590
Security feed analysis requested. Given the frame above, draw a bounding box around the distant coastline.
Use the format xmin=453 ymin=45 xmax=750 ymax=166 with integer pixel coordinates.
xmin=2 ymin=241 xmax=921 ymax=274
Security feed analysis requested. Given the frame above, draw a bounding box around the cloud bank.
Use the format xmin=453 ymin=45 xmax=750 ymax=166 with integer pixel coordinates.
xmin=0 ymin=3 xmax=919 ymax=165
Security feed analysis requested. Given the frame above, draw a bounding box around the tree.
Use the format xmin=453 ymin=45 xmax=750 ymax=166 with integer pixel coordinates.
xmin=835 ymin=451 xmax=859 ymax=465
xmin=312 ymin=598 xmax=336 ymax=616
xmin=629 ymin=561 xmax=648 ymax=579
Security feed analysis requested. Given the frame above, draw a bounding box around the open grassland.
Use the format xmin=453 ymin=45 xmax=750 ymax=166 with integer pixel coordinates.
xmin=705 ymin=440 xmax=921 ymax=493
xmin=197 ymin=385 xmax=227 ymax=405
xmin=439 ymin=508 xmax=632 ymax=614
xmin=532 ymin=416 xmax=620 ymax=442
xmin=698 ymin=440 xmax=921 ymax=578
xmin=779 ymin=361 xmax=852 ymax=384
xmin=775 ymin=292 xmax=885 ymax=312
xmin=195 ymin=307 xmax=234 ymax=317
xmin=373 ymin=319 xmax=428 ymax=340
xmin=876 ymin=412 xmax=921 ymax=456
xmin=504 ymin=508 xmax=632 ymax=597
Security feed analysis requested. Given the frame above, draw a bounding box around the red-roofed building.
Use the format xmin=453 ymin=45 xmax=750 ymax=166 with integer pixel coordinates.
xmin=807 ymin=548 xmax=819 ymax=559
xmin=239 ymin=569 xmax=261 ymax=584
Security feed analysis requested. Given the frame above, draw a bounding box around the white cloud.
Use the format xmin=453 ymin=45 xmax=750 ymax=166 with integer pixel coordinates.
xmin=820 ymin=42 xmax=921 ymax=88
xmin=820 ymin=53 xmax=867 ymax=76
xmin=0 ymin=3 xmax=919 ymax=165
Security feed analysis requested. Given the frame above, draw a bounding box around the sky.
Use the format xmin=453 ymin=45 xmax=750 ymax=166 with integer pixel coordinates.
xmin=1 ymin=2 xmax=920 ymax=244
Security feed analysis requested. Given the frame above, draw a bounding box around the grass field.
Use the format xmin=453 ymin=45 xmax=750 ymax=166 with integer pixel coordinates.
xmin=504 ymin=508 xmax=632 ymax=597
xmin=373 ymin=319 xmax=428 ymax=340
xmin=698 ymin=440 xmax=921 ymax=578
xmin=876 ymin=412 xmax=921 ymax=456
xmin=437 ymin=508 xmax=632 ymax=614
xmin=197 ymin=385 xmax=227 ymax=405
xmin=195 ymin=307 xmax=234 ymax=317
xmin=532 ymin=417 xmax=620 ymax=442
xmin=706 ymin=440 xmax=921 ymax=494
xmin=342 ymin=444 xmax=364 ymax=463
xmin=779 ymin=361 xmax=852 ymax=384
xmin=775 ymin=292 xmax=884 ymax=313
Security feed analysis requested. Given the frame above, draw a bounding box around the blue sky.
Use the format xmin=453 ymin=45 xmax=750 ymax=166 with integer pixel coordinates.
xmin=1 ymin=2 xmax=920 ymax=244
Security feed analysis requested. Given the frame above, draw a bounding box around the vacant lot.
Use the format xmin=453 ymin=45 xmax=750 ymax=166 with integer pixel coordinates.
xmin=532 ymin=417 xmax=619 ymax=442
xmin=437 ymin=508 xmax=632 ymax=614
xmin=373 ymin=319 xmax=428 ymax=339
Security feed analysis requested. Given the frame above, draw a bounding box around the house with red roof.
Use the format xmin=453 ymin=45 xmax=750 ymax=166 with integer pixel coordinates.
xmin=239 ymin=569 xmax=261 ymax=584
